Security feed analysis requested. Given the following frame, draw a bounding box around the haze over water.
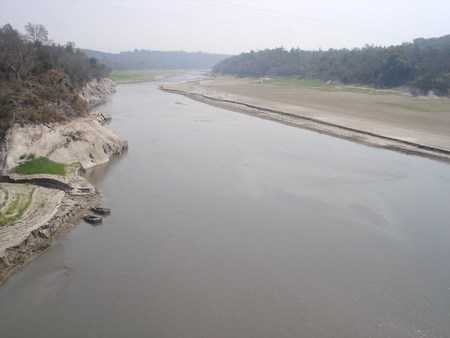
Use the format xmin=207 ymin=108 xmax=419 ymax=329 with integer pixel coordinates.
xmin=1 ymin=73 xmax=449 ymax=337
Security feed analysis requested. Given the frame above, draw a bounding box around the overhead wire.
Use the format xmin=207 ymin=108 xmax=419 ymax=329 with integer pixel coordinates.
xmin=183 ymin=0 xmax=413 ymax=40
xmin=65 ymin=0 xmax=412 ymax=50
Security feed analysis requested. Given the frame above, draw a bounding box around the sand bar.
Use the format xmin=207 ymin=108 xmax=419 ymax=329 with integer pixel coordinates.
xmin=162 ymin=77 xmax=450 ymax=162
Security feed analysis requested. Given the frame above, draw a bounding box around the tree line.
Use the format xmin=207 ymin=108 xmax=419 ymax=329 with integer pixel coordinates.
xmin=213 ymin=35 xmax=450 ymax=96
xmin=83 ymin=49 xmax=230 ymax=71
xmin=0 ymin=23 xmax=110 ymax=134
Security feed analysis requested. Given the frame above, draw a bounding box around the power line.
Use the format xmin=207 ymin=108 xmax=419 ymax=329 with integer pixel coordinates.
xmin=185 ymin=0 xmax=413 ymax=40
xmin=65 ymin=0 xmax=360 ymax=41
xmin=64 ymin=0 xmax=411 ymax=49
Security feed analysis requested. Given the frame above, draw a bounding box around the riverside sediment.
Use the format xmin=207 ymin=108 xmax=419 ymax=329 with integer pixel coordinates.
xmin=161 ymin=78 xmax=450 ymax=162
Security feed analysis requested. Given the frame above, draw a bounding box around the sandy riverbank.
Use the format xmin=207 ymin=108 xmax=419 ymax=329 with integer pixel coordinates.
xmin=162 ymin=76 xmax=450 ymax=162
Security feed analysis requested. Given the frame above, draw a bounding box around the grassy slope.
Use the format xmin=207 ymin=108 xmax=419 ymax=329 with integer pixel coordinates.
xmin=0 ymin=186 xmax=35 ymax=227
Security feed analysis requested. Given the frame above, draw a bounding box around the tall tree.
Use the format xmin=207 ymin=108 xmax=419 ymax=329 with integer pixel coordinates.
xmin=24 ymin=23 xmax=50 ymax=45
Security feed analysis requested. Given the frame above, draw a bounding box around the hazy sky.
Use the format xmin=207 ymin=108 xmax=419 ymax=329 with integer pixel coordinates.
xmin=1 ymin=0 xmax=449 ymax=54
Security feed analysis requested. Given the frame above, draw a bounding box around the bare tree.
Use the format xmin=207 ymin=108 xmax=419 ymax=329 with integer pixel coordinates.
xmin=24 ymin=23 xmax=50 ymax=45
xmin=0 ymin=24 xmax=32 ymax=83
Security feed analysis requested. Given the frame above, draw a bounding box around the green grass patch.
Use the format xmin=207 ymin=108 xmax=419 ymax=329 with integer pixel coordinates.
xmin=109 ymin=70 xmax=181 ymax=83
xmin=0 ymin=188 xmax=35 ymax=227
xmin=10 ymin=157 xmax=66 ymax=175
xmin=6 ymin=195 xmax=20 ymax=215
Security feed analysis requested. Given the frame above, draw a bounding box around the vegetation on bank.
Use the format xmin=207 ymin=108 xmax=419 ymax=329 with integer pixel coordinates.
xmin=109 ymin=70 xmax=181 ymax=83
xmin=10 ymin=156 xmax=66 ymax=176
xmin=83 ymin=49 xmax=230 ymax=71
xmin=0 ymin=185 xmax=35 ymax=227
xmin=213 ymin=35 xmax=450 ymax=96
xmin=0 ymin=23 xmax=110 ymax=135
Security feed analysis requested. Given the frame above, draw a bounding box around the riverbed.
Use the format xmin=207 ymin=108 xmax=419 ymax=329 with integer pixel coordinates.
xmin=0 ymin=73 xmax=449 ymax=337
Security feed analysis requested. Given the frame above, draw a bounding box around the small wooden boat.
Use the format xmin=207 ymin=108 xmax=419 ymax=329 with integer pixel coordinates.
xmin=90 ymin=207 xmax=111 ymax=215
xmin=83 ymin=214 xmax=102 ymax=224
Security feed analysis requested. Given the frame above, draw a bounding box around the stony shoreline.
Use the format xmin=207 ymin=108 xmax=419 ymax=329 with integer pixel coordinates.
xmin=0 ymin=78 xmax=127 ymax=284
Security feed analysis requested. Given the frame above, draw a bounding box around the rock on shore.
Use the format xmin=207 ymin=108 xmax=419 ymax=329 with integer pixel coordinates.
xmin=79 ymin=78 xmax=116 ymax=107
xmin=2 ymin=118 xmax=127 ymax=174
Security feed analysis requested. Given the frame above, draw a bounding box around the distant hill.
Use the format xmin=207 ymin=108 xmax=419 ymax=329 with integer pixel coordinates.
xmin=213 ymin=35 xmax=450 ymax=96
xmin=82 ymin=49 xmax=231 ymax=71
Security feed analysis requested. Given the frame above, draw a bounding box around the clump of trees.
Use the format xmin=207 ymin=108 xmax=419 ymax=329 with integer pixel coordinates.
xmin=0 ymin=23 xmax=110 ymax=134
xmin=83 ymin=49 xmax=230 ymax=71
xmin=213 ymin=35 xmax=450 ymax=96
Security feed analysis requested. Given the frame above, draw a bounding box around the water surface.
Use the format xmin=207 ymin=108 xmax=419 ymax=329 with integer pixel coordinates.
xmin=1 ymin=73 xmax=449 ymax=337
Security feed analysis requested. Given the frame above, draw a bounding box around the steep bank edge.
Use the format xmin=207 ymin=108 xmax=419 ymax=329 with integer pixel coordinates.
xmin=0 ymin=79 xmax=127 ymax=284
xmin=80 ymin=78 xmax=116 ymax=107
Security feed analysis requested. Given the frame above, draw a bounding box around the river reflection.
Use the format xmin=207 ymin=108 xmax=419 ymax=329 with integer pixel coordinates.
xmin=0 ymin=72 xmax=449 ymax=337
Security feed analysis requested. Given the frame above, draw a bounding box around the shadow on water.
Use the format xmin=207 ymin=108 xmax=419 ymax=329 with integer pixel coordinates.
xmin=84 ymin=152 xmax=128 ymax=186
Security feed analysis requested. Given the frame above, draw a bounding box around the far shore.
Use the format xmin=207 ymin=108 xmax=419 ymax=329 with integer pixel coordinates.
xmin=109 ymin=70 xmax=182 ymax=84
xmin=161 ymin=76 xmax=450 ymax=162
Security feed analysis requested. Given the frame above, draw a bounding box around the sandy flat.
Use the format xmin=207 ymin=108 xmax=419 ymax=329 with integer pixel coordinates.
xmin=162 ymin=77 xmax=450 ymax=161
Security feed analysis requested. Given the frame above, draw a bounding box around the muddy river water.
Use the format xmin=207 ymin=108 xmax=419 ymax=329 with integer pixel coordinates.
xmin=1 ymin=73 xmax=450 ymax=337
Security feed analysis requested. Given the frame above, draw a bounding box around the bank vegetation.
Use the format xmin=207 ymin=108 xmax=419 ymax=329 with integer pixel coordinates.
xmin=0 ymin=23 xmax=110 ymax=135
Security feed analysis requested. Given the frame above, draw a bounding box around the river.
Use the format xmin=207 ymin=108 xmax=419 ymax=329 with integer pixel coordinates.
xmin=1 ymin=72 xmax=449 ymax=337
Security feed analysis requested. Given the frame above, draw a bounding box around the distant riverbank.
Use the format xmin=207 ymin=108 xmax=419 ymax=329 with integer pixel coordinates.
xmin=162 ymin=76 xmax=450 ymax=162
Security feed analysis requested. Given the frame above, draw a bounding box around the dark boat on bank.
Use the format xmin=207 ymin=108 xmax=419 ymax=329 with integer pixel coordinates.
xmin=90 ymin=207 xmax=111 ymax=215
xmin=83 ymin=214 xmax=102 ymax=224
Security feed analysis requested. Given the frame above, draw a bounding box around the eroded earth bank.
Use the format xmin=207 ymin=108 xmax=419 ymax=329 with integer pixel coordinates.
xmin=0 ymin=78 xmax=128 ymax=283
